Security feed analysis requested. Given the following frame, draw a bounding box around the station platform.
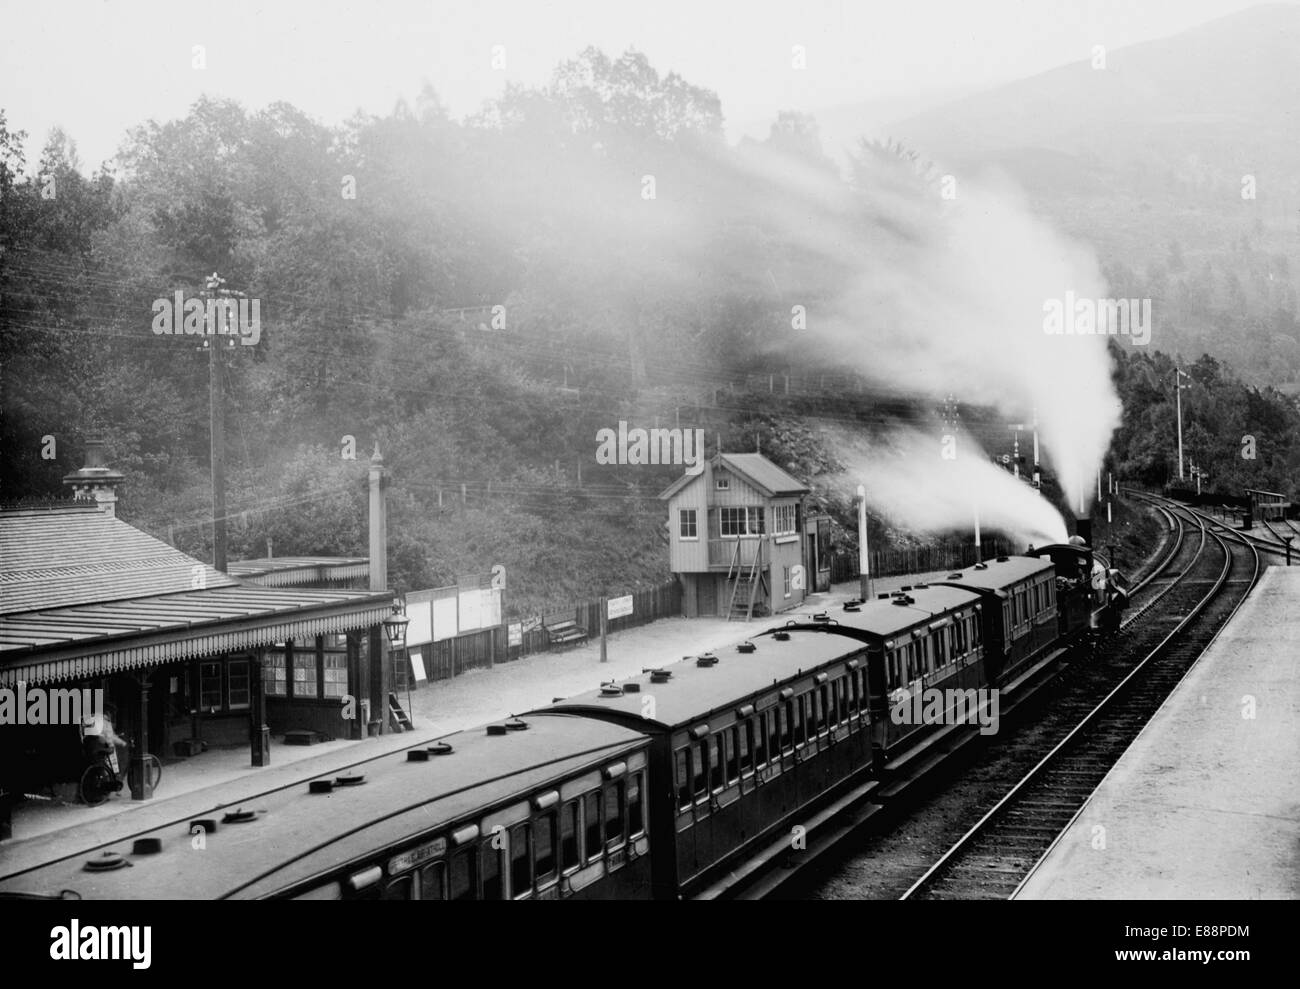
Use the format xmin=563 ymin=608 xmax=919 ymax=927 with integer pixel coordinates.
xmin=1016 ymin=565 xmax=1300 ymax=899
xmin=2 ymin=571 xmax=949 ymax=875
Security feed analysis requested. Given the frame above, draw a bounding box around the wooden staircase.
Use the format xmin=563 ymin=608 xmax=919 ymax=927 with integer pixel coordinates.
xmin=388 ymin=692 xmax=414 ymax=732
xmin=726 ymin=539 xmax=769 ymax=621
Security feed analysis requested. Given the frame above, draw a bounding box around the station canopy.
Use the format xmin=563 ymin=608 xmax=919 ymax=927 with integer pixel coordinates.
xmin=0 ymin=503 xmax=393 ymax=686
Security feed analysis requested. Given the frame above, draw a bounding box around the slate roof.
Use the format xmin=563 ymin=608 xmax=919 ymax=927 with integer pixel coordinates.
xmin=0 ymin=503 xmax=238 ymax=615
xmin=659 ymin=453 xmax=810 ymax=500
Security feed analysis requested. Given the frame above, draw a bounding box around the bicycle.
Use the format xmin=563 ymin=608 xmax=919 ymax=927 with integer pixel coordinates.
xmin=78 ymin=740 xmax=162 ymax=806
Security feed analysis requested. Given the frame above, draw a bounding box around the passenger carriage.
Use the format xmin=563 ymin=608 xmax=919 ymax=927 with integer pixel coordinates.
xmin=534 ymin=630 xmax=876 ymax=898
xmin=931 ymin=556 xmax=1063 ymax=688
xmin=0 ymin=716 xmax=653 ymax=901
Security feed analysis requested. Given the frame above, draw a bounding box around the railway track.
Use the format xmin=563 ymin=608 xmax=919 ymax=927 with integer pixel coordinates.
xmin=898 ymin=496 xmax=1260 ymax=900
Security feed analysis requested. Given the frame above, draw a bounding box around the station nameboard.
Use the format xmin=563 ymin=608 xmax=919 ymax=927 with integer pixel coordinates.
xmin=607 ymin=595 xmax=634 ymax=620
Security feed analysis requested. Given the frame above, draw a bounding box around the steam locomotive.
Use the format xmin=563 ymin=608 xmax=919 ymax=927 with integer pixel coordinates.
xmin=0 ymin=541 xmax=1127 ymax=901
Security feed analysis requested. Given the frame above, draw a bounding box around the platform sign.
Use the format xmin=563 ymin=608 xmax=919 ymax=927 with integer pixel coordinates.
xmin=406 ymin=600 xmax=433 ymax=647
xmin=608 ymin=595 xmax=634 ymax=620
xmin=432 ymin=596 xmax=458 ymax=641
xmin=521 ymin=615 xmax=543 ymax=633
xmin=410 ymin=652 xmax=428 ymax=682
xmin=508 ymin=622 xmax=522 ymax=647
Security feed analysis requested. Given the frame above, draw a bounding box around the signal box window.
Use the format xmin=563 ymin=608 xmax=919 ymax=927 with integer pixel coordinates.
xmin=680 ymin=509 xmax=698 ymax=539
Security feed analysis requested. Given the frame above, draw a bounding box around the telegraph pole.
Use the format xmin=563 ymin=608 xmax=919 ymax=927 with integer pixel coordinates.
xmin=857 ymin=485 xmax=872 ymax=601
xmin=1174 ymin=368 xmax=1190 ymax=480
xmin=200 ymin=273 xmax=237 ymax=572
xmin=1031 ymin=407 xmax=1041 ymax=488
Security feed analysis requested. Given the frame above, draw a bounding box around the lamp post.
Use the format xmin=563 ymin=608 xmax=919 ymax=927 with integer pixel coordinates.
xmin=857 ymin=484 xmax=872 ymax=601
xmin=382 ymin=599 xmax=411 ymax=730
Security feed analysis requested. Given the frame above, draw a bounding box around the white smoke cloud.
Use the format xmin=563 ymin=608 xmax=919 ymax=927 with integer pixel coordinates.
xmin=829 ymin=424 xmax=1069 ymax=548
xmin=716 ymin=146 xmax=1121 ymax=521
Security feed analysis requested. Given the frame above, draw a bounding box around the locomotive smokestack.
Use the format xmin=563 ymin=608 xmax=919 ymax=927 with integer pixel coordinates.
xmin=1075 ymin=516 xmax=1093 ymax=546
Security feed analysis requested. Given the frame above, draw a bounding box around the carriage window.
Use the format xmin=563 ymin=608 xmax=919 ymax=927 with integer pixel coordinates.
xmin=510 ymin=824 xmax=531 ymax=896
xmin=753 ymin=715 xmax=767 ymax=768
xmin=482 ymin=842 xmax=504 ymax=900
xmin=449 ymin=848 xmax=477 ymax=900
xmin=583 ymin=791 xmax=602 ymax=862
xmin=628 ymin=773 xmax=645 ymax=836
xmin=420 ymin=861 xmax=447 ymax=900
xmin=812 ymin=688 xmax=824 ymax=735
xmin=535 ymin=812 xmax=557 ymax=882
xmin=693 ymin=741 xmax=708 ymax=798
xmin=675 ymin=749 xmax=691 ymax=810
xmin=793 ymin=697 xmax=806 ymax=747
xmin=560 ymin=800 xmax=581 ymax=870
xmin=769 ymin=709 xmax=782 ymax=758
xmin=725 ymin=728 xmax=739 ymax=783
xmin=738 ymin=721 xmax=753 ymax=775
xmin=605 ymin=781 xmax=625 ymax=846
xmin=708 ymin=735 xmax=723 ymax=790
xmin=780 ymin=704 xmax=792 ymax=752
xmin=382 ymin=875 xmax=415 ymax=900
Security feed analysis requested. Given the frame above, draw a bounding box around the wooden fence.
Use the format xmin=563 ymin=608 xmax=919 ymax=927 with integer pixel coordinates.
xmin=403 ymin=579 xmax=683 ymax=687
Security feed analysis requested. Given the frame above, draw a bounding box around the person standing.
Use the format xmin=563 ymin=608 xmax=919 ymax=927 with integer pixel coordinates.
xmin=83 ymin=703 xmax=128 ymax=780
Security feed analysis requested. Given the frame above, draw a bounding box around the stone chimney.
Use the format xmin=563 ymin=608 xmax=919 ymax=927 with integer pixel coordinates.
xmin=62 ymin=438 xmax=124 ymax=517
xmin=368 ymin=443 xmax=388 ymax=591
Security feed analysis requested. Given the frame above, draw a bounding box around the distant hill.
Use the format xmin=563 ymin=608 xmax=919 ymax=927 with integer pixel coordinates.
xmin=812 ymin=4 xmax=1300 ymax=386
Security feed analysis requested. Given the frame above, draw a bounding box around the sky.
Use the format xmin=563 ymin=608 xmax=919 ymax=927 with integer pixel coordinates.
xmin=0 ymin=0 xmax=1278 ymax=172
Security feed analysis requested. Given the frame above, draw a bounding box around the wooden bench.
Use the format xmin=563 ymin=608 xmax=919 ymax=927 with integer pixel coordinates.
xmin=544 ymin=619 xmax=588 ymax=648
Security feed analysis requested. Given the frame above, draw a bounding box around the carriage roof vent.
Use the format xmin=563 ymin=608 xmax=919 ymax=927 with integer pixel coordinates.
xmin=623 ymin=682 xmax=641 ymax=693
xmin=996 ymin=556 xmax=1010 ymax=562
xmin=428 ymin=742 xmax=454 ymax=756
xmin=948 ymin=573 xmax=963 ymax=579
xmin=737 ymin=641 xmax=756 ymax=653
xmin=892 ymin=595 xmax=915 ymax=606
xmin=973 ymin=563 xmax=989 ymax=570
xmin=914 ymin=582 xmax=929 ymax=589
xmin=505 ymin=718 xmax=529 ymax=731
xmin=843 ymin=601 xmax=861 ymax=612
xmin=696 ymin=653 xmax=719 ymax=667
xmin=649 ymin=668 xmax=672 ymax=683
xmin=878 ymin=592 xmax=891 ymax=599
xmin=486 ymin=724 xmax=509 ymax=736
xmin=812 ymin=612 xmax=830 ymax=622
xmin=773 ymin=630 xmax=791 ymax=641
xmin=600 ymin=684 xmax=625 ymax=697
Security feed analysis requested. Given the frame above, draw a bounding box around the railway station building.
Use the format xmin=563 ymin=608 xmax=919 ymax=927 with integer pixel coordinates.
xmin=660 ymin=452 xmax=812 ymax=619
xmin=0 ymin=461 xmax=396 ymax=807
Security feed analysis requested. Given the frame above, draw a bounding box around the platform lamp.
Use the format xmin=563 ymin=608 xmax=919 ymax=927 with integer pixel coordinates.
xmin=382 ymin=598 xmax=412 ymax=729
